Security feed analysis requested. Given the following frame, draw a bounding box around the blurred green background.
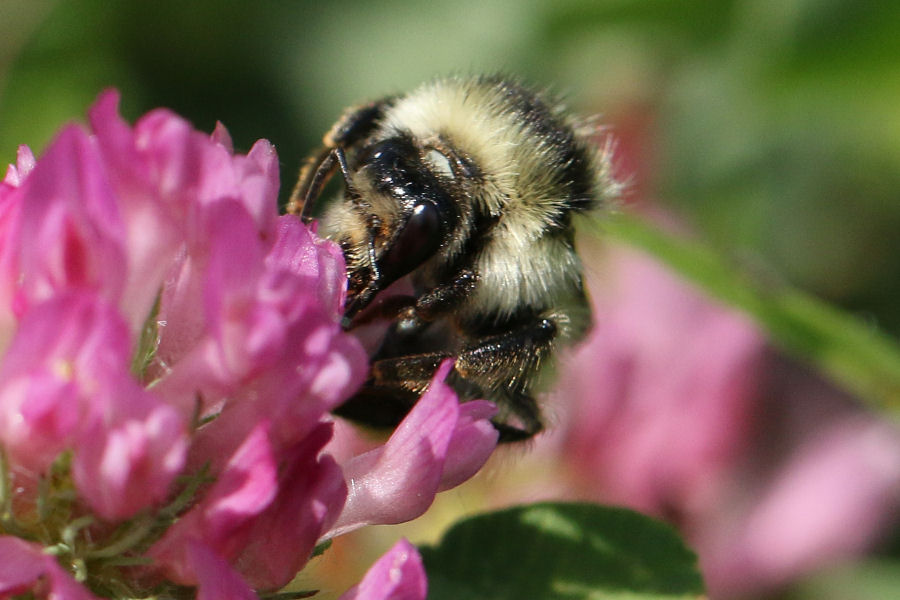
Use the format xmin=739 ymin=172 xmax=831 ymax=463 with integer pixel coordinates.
xmin=2 ymin=1 xmax=900 ymax=598
xmin=2 ymin=0 xmax=898 ymax=340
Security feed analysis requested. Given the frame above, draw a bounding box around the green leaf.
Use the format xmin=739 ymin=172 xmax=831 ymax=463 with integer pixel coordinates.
xmin=602 ymin=212 xmax=900 ymax=417
xmin=420 ymin=502 xmax=704 ymax=600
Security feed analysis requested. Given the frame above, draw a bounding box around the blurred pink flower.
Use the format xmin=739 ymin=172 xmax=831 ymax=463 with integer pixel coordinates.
xmin=0 ymin=91 xmax=497 ymax=598
xmin=338 ymin=538 xmax=427 ymax=600
xmin=700 ymin=416 xmax=900 ymax=596
xmin=558 ymin=241 xmax=764 ymax=517
xmin=552 ymin=238 xmax=900 ymax=598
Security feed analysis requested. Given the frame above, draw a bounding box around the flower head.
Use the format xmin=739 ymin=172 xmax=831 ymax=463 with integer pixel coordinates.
xmin=0 ymin=91 xmax=498 ymax=598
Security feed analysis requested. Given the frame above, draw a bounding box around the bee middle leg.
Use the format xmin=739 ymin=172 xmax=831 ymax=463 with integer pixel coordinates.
xmin=332 ymin=351 xmax=450 ymax=429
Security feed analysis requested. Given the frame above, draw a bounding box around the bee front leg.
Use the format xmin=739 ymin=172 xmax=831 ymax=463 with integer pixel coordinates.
xmin=394 ymin=269 xmax=477 ymax=333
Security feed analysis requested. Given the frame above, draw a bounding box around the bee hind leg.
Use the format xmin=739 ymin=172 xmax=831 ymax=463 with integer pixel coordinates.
xmin=334 ymin=354 xmax=541 ymax=442
xmin=336 ymin=317 xmax=556 ymax=442
xmin=452 ymin=318 xmax=556 ymax=442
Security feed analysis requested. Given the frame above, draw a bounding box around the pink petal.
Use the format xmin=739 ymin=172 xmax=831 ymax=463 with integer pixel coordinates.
xmin=152 ymin=202 xmax=364 ymax=437
xmin=2 ymin=145 xmax=36 ymax=186
xmin=129 ymin=106 xmax=274 ymax=242
xmin=0 ymin=536 xmax=99 ymax=599
xmin=267 ymin=215 xmax=347 ymax=321
xmin=438 ymin=399 xmax=498 ymax=491
xmin=298 ymin=330 xmax=368 ymax=418
xmin=87 ymin=90 xmax=187 ymax=333
xmin=211 ymin=122 xmax=234 ymax=152
xmin=174 ymin=313 xmax=365 ymax=475
xmin=0 ymin=372 xmax=80 ymax=471
xmin=88 ymin=90 xmax=140 ymax=176
xmin=193 ymin=421 xmax=279 ymax=530
xmin=0 ymin=289 xmax=188 ymax=517
xmin=0 ymin=171 xmax=22 ymax=349
xmin=202 ymin=200 xmax=282 ymax=382
xmin=152 ymin=253 xmax=208 ymax=391
xmin=16 ymin=124 xmax=128 ymax=308
xmin=130 ymin=107 xmax=208 ymax=213
xmin=190 ymin=314 xmax=365 ymax=466
xmin=43 ymin=561 xmax=103 ymax=600
xmin=326 ymin=361 xmax=461 ymax=538
xmin=234 ymin=423 xmax=348 ymax=590
xmin=73 ymin=393 xmax=187 ymax=520
xmin=16 ymin=145 xmax=36 ymax=178
xmin=0 ymin=537 xmax=45 ymax=594
xmin=339 ymin=538 xmax=427 ymax=600
xmin=0 ymin=293 xmax=133 ymax=474
xmin=190 ymin=542 xmax=258 ymax=600
xmin=148 ymin=422 xmax=278 ymax=584
xmin=232 ymin=139 xmax=279 ymax=237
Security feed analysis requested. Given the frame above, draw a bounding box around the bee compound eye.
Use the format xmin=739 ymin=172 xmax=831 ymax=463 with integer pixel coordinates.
xmin=378 ymin=201 xmax=442 ymax=282
xmin=424 ymin=148 xmax=455 ymax=179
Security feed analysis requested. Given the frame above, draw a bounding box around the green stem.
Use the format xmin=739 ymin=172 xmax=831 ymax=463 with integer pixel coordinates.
xmin=86 ymin=517 xmax=155 ymax=559
xmin=62 ymin=515 xmax=95 ymax=549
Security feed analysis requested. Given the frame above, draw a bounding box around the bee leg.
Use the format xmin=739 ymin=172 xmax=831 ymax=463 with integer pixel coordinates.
xmin=393 ymin=269 xmax=477 ymax=333
xmin=415 ymin=269 xmax=478 ymax=320
xmin=331 ymin=384 xmax=422 ymax=430
xmin=337 ymin=317 xmax=556 ymax=442
xmin=332 ymin=351 xmax=451 ymax=429
xmin=453 ymin=317 xmax=558 ymax=441
xmin=325 ymin=98 xmax=396 ymax=148
xmin=369 ymin=351 xmax=451 ymax=393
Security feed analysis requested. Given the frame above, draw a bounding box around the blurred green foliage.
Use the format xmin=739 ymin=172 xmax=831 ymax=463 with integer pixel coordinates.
xmin=604 ymin=213 xmax=900 ymax=416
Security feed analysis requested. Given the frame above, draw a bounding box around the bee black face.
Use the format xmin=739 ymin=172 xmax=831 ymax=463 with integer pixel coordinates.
xmin=340 ymin=135 xmax=461 ymax=322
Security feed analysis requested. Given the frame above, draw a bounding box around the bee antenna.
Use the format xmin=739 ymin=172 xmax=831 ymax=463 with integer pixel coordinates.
xmin=288 ymin=147 xmax=337 ymax=223
xmin=333 ymin=146 xmax=365 ymax=203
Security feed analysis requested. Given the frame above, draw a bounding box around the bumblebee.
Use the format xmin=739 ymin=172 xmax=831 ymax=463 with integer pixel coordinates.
xmin=288 ymin=75 xmax=618 ymax=441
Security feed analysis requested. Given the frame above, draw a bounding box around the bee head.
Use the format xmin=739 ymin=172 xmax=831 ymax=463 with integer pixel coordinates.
xmin=337 ymin=134 xmax=462 ymax=322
